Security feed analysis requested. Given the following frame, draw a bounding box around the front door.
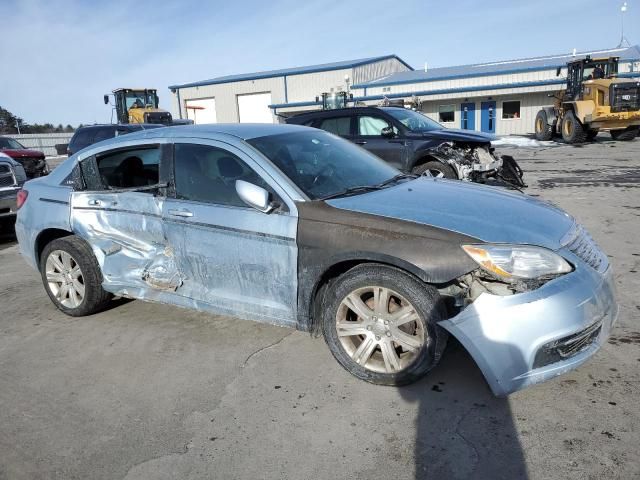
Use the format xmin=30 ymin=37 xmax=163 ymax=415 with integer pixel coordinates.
xmin=70 ymin=143 xmax=177 ymax=295
xmin=460 ymin=102 xmax=476 ymax=130
xmin=354 ymin=114 xmax=407 ymax=170
xmin=481 ymin=101 xmax=496 ymax=134
xmin=162 ymin=140 xmax=298 ymax=326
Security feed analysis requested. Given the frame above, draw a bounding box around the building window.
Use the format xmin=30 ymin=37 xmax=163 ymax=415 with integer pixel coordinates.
xmin=502 ymin=101 xmax=521 ymax=119
xmin=438 ymin=105 xmax=455 ymax=123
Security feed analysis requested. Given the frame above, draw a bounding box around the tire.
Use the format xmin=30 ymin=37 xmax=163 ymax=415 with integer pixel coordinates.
xmin=610 ymin=127 xmax=639 ymax=141
xmin=561 ymin=110 xmax=587 ymax=143
xmin=321 ymin=264 xmax=448 ymax=386
xmin=534 ymin=110 xmax=553 ymax=141
xmin=412 ymin=160 xmax=457 ymax=179
xmin=586 ymin=129 xmax=599 ymax=141
xmin=40 ymin=236 xmax=112 ymax=316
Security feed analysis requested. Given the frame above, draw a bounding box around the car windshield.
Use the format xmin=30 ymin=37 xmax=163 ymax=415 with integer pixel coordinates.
xmin=247 ymin=130 xmax=400 ymax=200
xmin=0 ymin=138 xmax=25 ymax=149
xmin=384 ymin=108 xmax=443 ymax=132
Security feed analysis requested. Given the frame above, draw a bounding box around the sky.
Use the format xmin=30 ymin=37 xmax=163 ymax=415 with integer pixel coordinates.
xmin=0 ymin=0 xmax=638 ymax=125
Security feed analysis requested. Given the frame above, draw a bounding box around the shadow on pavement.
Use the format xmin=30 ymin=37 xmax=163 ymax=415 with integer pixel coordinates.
xmin=0 ymin=218 xmax=17 ymax=251
xmin=399 ymin=341 xmax=528 ymax=479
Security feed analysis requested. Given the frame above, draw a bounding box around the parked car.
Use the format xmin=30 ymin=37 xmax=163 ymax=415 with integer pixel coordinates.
xmin=0 ymin=152 xmax=27 ymax=223
xmin=66 ymin=123 xmax=165 ymax=156
xmin=286 ymin=106 xmax=525 ymax=188
xmin=0 ymin=136 xmax=48 ymax=179
xmin=15 ymin=124 xmax=616 ymax=396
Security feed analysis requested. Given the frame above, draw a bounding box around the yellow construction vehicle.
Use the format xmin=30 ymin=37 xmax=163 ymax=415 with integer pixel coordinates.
xmin=104 ymin=88 xmax=173 ymax=125
xmin=535 ymin=56 xmax=640 ymax=142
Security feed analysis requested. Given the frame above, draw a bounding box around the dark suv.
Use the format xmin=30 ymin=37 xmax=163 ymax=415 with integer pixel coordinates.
xmin=67 ymin=124 xmax=165 ymax=156
xmin=286 ymin=106 xmax=524 ymax=187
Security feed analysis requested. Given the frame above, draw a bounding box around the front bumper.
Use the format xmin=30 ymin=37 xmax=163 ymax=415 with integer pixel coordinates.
xmin=0 ymin=189 xmax=19 ymax=218
xmin=439 ymin=259 xmax=618 ymax=396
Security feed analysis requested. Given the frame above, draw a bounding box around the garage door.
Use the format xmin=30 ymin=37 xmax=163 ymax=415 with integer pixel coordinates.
xmin=237 ymin=92 xmax=273 ymax=123
xmin=185 ymin=98 xmax=217 ymax=124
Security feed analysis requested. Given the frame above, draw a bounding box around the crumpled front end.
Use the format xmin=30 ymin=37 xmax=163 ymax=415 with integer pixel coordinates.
xmin=439 ymin=255 xmax=618 ymax=396
xmin=426 ymin=143 xmax=526 ymax=189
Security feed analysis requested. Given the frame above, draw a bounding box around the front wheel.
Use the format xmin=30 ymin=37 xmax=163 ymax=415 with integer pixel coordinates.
xmin=561 ymin=110 xmax=587 ymax=143
xmin=40 ymin=236 xmax=113 ymax=316
xmin=412 ymin=160 xmax=457 ymax=179
xmin=322 ymin=264 xmax=448 ymax=386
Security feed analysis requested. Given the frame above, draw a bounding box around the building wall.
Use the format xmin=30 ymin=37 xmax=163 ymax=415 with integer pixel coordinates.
xmin=418 ymin=91 xmax=553 ymax=135
xmin=170 ymin=76 xmax=286 ymax=123
xmin=285 ymin=68 xmax=353 ymax=103
xmin=352 ymin=58 xmax=411 ymax=85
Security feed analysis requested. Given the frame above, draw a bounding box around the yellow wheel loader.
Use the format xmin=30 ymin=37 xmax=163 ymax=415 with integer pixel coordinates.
xmin=104 ymin=88 xmax=173 ymax=125
xmin=535 ymin=56 xmax=640 ymax=143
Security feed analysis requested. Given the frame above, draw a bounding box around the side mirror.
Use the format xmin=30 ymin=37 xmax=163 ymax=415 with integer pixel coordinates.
xmin=104 ymin=94 xmax=110 ymax=105
xmin=381 ymin=126 xmax=395 ymax=138
xmin=236 ymin=180 xmax=276 ymax=213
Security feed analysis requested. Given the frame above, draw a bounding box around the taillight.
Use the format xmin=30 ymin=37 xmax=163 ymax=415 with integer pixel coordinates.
xmin=16 ymin=189 xmax=28 ymax=210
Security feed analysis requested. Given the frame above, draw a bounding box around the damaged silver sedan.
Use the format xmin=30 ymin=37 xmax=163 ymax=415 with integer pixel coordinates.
xmin=15 ymin=124 xmax=617 ymax=395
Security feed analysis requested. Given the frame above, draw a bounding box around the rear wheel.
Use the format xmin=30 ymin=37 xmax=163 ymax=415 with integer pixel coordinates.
xmin=534 ymin=110 xmax=553 ymax=141
xmin=322 ymin=264 xmax=448 ymax=386
xmin=561 ymin=110 xmax=587 ymax=143
xmin=412 ymin=160 xmax=457 ymax=179
xmin=610 ymin=127 xmax=639 ymax=141
xmin=40 ymin=236 xmax=112 ymax=316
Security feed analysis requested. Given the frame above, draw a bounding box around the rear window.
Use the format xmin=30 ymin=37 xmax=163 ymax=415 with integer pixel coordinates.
xmin=96 ymin=146 xmax=160 ymax=189
xmin=92 ymin=127 xmax=116 ymax=143
xmin=70 ymin=130 xmax=94 ymax=152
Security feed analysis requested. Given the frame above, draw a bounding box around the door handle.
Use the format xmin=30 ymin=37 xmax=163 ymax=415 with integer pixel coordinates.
xmin=355 ymin=141 xmax=367 ymax=145
xmin=168 ymin=208 xmax=193 ymax=218
xmin=88 ymin=199 xmax=101 ymax=206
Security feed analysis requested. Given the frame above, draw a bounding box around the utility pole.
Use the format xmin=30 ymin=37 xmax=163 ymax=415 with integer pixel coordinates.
xmin=618 ymin=2 xmax=631 ymax=48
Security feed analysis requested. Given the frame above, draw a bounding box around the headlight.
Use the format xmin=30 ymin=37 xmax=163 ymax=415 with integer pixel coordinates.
xmin=462 ymin=244 xmax=573 ymax=281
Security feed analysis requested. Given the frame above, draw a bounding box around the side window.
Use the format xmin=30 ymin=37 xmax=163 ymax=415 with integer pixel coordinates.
xmin=71 ymin=130 xmax=94 ymax=151
xmin=358 ymin=116 xmax=392 ymax=136
xmin=318 ymin=116 xmax=351 ymax=136
xmin=174 ymin=143 xmax=271 ymax=208
xmin=96 ymin=146 xmax=160 ymax=189
xmin=92 ymin=127 xmax=115 ymax=144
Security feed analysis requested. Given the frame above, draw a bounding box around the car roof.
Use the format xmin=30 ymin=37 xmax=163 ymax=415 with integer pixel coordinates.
xmin=288 ymin=106 xmax=403 ymax=121
xmin=75 ymin=124 xmax=163 ymax=131
xmin=102 ymin=123 xmax=309 ymax=144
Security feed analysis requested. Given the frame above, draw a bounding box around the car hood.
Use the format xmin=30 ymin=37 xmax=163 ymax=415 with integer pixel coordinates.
xmin=420 ymin=128 xmax=496 ymax=144
xmin=1 ymin=148 xmax=45 ymax=158
xmin=327 ymin=178 xmax=575 ymax=251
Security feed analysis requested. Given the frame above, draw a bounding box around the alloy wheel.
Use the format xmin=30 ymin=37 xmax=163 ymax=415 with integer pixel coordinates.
xmin=335 ymin=286 xmax=426 ymax=373
xmin=45 ymin=250 xmax=85 ymax=308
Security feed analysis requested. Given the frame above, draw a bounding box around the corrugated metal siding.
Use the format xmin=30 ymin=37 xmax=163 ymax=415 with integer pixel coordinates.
xmin=352 ymin=58 xmax=412 ymax=85
xmin=171 ymin=77 xmax=286 ymax=123
xmin=286 ymin=68 xmax=352 ymax=103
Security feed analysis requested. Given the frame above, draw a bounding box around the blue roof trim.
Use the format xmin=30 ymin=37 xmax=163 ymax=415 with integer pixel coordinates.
xmin=169 ymin=55 xmax=413 ymax=90
xmin=270 ymin=71 xmax=640 ymax=110
xmin=352 ymin=57 xmax=640 ymax=89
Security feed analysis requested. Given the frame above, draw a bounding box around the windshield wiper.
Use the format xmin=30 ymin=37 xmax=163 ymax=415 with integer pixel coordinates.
xmin=318 ymin=185 xmax=382 ymax=201
xmin=319 ymin=174 xmax=418 ymax=201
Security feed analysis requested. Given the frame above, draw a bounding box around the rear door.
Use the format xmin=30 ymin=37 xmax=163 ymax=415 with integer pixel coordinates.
xmin=315 ymin=115 xmax=354 ymax=140
xmin=354 ymin=114 xmax=407 ymax=170
xmin=69 ymin=141 xmax=179 ymax=295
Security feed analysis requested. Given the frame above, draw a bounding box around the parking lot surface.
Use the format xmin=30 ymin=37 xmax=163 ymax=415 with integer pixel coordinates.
xmin=1 ymin=137 xmax=639 ymax=480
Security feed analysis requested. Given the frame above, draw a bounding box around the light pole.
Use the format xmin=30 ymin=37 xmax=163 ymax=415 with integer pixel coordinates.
xmin=618 ymin=2 xmax=631 ymax=48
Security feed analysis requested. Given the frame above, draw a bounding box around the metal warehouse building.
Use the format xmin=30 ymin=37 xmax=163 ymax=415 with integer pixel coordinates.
xmin=169 ymin=45 xmax=640 ymax=135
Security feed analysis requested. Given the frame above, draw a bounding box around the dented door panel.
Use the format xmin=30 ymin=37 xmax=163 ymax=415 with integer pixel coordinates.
xmin=163 ymin=199 xmax=298 ymax=327
xmin=70 ymin=191 xmax=180 ymax=293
